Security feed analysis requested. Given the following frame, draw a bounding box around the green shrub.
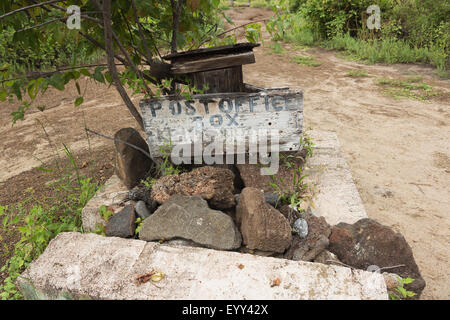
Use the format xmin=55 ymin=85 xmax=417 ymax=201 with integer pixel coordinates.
xmin=0 ymin=177 xmax=98 ymax=300
xmin=281 ymin=0 xmax=449 ymax=73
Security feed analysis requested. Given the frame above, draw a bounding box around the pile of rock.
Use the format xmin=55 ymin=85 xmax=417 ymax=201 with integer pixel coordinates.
xmin=101 ymin=128 xmax=425 ymax=298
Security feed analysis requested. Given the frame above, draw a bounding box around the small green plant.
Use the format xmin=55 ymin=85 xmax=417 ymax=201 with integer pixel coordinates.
xmin=299 ymin=133 xmax=315 ymax=159
xmin=141 ymin=176 xmax=157 ymax=189
xmin=135 ymin=217 xmax=144 ymax=236
xmin=290 ymin=55 xmax=322 ymax=67
xmin=389 ymin=277 xmax=417 ymax=300
xmin=98 ymin=205 xmax=114 ymax=221
xmin=270 ymin=166 xmax=312 ymax=211
xmin=93 ymin=223 xmax=106 ymax=236
xmin=280 ymin=154 xmax=296 ymax=169
xmin=244 ymin=23 xmax=263 ymax=44
xmin=157 ymin=141 xmax=183 ymax=176
xmin=346 ymin=69 xmax=368 ymax=77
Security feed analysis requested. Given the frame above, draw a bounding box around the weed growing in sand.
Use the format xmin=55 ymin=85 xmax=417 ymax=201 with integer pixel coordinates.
xmin=299 ymin=133 xmax=315 ymax=159
xmin=375 ymin=76 xmax=444 ymax=101
xmin=290 ymin=55 xmax=322 ymax=67
xmin=347 ymin=69 xmax=368 ymax=77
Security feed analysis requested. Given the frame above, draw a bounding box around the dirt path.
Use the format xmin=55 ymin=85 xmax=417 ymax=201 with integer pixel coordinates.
xmin=0 ymin=7 xmax=449 ymax=299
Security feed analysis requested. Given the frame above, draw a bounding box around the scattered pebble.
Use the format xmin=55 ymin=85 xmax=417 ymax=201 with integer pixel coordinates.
xmin=292 ymin=218 xmax=308 ymax=238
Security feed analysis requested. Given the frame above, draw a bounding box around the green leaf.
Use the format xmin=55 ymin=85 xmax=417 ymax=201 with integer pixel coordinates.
xmin=11 ymin=82 xmax=22 ymax=100
xmin=402 ymin=278 xmax=415 ymax=285
xmin=397 ymin=286 xmax=407 ymax=298
xmin=74 ymin=97 xmax=84 ymax=107
xmin=27 ymin=81 xmax=39 ymax=100
xmin=80 ymin=69 xmax=91 ymax=77
xmin=93 ymin=67 xmax=105 ymax=83
xmin=48 ymin=74 xmax=65 ymax=91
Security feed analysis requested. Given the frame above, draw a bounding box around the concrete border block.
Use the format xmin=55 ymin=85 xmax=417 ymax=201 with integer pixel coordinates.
xmin=306 ymin=131 xmax=368 ymax=225
xmin=17 ymin=232 xmax=388 ymax=300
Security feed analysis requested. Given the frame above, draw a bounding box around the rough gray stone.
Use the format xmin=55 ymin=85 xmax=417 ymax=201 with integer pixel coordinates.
xmin=236 ymin=188 xmax=291 ymax=253
xmin=292 ymin=218 xmax=308 ymax=238
xmin=17 ymin=232 xmax=389 ymax=300
xmin=135 ymin=200 xmax=151 ymax=219
xmin=139 ymin=195 xmax=241 ymax=250
xmin=115 ymin=128 xmax=153 ymax=189
xmin=106 ymin=205 xmax=136 ymax=238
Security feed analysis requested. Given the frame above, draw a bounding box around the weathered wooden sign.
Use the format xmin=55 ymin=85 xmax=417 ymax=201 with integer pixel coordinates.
xmin=139 ymin=88 xmax=303 ymax=159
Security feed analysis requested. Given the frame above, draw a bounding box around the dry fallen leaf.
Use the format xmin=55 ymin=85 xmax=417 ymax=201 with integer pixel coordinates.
xmin=137 ymin=270 xmax=165 ymax=285
xmin=270 ymin=277 xmax=281 ymax=287
xmin=136 ymin=270 xmax=155 ymax=285
xmin=237 ymin=264 xmax=245 ymax=270
xmin=150 ymin=272 xmax=164 ymax=282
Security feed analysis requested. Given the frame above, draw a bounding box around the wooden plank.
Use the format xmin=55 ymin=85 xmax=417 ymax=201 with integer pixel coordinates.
xmin=139 ymin=89 xmax=303 ymax=159
xmin=163 ymin=42 xmax=260 ymax=62
xmin=171 ymin=51 xmax=255 ymax=74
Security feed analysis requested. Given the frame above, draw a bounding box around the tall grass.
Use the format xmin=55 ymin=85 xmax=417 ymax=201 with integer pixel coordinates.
xmin=325 ymin=34 xmax=432 ymax=64
xmin=267 ymin=1 xmax=449 ymax=77
xmin=268 ymin=13 xmax=449 ymax=77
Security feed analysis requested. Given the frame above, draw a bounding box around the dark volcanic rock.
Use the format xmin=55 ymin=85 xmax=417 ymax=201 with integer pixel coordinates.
xmin=105 ymin=205 xmax=136 ymax=238
xmin=284 ymin=211 xmax=331 ymax=262
xmin=236 ymin=187 xmax=291 ymax=253
xmin=139 ymin=195 xmax=241 ymax=250
xmin=279 ymin=205 xmax=302 ymax=225
xmin=328 ymin=218 xmax=426 ymax=298
xmin=236 ymin=150 xmax=306 ymax=192
xmin=114 ymin=128 xmax=153 ymax=189
xmin=235 ymin=192 xmax=281 ymax=209
xmin=127 ymin=186 xmax=157 ymax=209
xmin=150 ymin=166 xmax=235 ymax=209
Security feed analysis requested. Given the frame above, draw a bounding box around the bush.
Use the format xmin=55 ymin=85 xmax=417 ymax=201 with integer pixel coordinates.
xmin=0 ymin=26 xmax=99 ymax=75
xmin=271 ymin=0 xmax=449 ymax=73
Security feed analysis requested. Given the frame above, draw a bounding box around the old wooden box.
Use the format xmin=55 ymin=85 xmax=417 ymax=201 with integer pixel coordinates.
xmin=163 ymin=42 xmax=260 ymax=94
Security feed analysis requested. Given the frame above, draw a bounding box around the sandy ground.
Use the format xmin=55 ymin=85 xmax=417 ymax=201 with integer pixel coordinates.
xmin=0 ymin=7 xmax=449 ymax=299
